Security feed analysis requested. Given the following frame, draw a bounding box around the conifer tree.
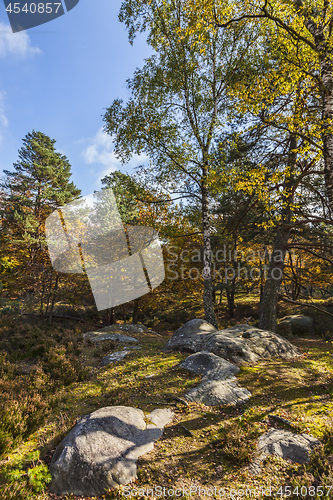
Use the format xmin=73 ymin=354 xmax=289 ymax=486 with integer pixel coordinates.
xmin=0 ymin=130 xmax=80 ymax=295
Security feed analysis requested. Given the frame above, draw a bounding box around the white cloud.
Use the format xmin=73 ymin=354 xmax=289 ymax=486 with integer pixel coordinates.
xmin=82 ymin=128 xmax=116 ymax=167
xmin=0 ymin=22 xmax=42 ymax=58
xmin=82 ymin=128 xmax=148 ymax=186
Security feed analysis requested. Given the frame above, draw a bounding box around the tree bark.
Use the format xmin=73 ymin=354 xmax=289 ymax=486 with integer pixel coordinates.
xmin=133 ymin=299 xmax=139 ymax=324
xmin=110 ymin=307 xmax=115 ymax=325
xmin=202 ymin=182 xmax=218 ymax=328
xmin=45 ymin=270 xmax=54 ymax=316
xmin=321 ymin=59 xmax=333 ymax=211
xmin=226 ymin=280 xmax=236 ymax=318
xmin=259 ymin=134 xmax=296 ymax=332
xmin=39 ymin=268 xmax=46 ymax=316
xmin=258 ymin=225 xmax=291 ymax=332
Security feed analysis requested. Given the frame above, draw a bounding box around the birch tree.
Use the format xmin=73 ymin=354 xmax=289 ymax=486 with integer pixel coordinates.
xmin=104 ymin=0 xmax=258 ymax=326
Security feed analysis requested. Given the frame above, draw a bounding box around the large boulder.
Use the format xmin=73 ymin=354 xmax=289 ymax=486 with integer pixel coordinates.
xmin=179 ymin=351 xmax=239 ymax=381
xmin=204 ymin=325 xmax=301 ymax=365
xmin=276 ymin=321 xmax=294 ymax=340
xmin=165 ymin=321 xmax=301 ymax=366
xmin=164 ymin=319 xmax=217 ymax=353
xmin=279 ymin=315 xmax=314 ymax=336
xmin=49 ymin=406 xmax=173 ymax=496
xmin=257 ymin=428 xmax=320 ymax=463
xmin=179 ymin=351 xmax=250 ymax=406
xmin=185 ymin=378 xmax=251 ymax=406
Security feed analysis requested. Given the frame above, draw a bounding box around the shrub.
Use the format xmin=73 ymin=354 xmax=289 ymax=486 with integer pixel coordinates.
xmin=1 ymin=450 xmax=51 ymax=496
xmin=27 ymin=463 xmax=52 ymax=492
xmin=42 ymin=346 xmax=85 ymax=386
xmin=0 ymin=393 xmax=49 ymax=457
xmin=92 ymin=340 xmax=116 ymax=358
xmin=0 ymin=317 xmax=88 ymax=460
xmin=0 ymin=357 xmax=50 ymax=457
xmin=322 ymin=425 xmax=333 ymax=454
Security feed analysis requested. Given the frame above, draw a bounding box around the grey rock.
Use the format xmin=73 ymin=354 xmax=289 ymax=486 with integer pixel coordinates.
xmin=279 ymin=315 xmax=314 ymax=336
xmin=84 ymin=331 xmax=138 ymax=343
xmin=179 ymin=351 xmax=249 ymax=406
xmin=164 ymin=319 xmax=217 ymax=353
xmin=202 ymin=325 xmax=300 ymax=366
xmin=179 ymin=351 xmax=239 ymax=381
xmin=100 ymin=351 xmax=130 ymax=366
xmin=49 ymin=406 xmax=174 ymax=496
xmin=256 ymin=428 xmax=320 ymax=464
xmin=276 ymin=321 xmax=294 ymax=340
xmin=171 ymin=320 xmax=301 ymax=405
xmin=165 ymin=321 xmax=300 ymax=365
xmin=100 ymin=324 xmax=147 ymax=334
xmin=185 ymin=378 xmax=251 ymax=406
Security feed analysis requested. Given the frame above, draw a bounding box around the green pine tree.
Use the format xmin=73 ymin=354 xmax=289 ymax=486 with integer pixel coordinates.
xmin=1 ymin=130 xmax=80 ymax=259
xmin=0 ymin=130 xmax=81 ymax=298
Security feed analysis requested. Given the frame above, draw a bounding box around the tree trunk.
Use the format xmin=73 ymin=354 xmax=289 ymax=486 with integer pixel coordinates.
xmin=48 ymin=275 xmax=59 ymax=324
xmin=39 ymin=268 xmax=46 ymax=316
xmin=226 ymin=280 xmax=236 ymax=318
xmin=321 ymin=63 xmax=333 ymax=210
xmin=110 ymin=307 xmax=115 ymax=325
xmin=133 ymin=299 xmax=139 ymax=324
xmin=45 ymin=270 xmax=54 ymax=316
xmin=259 ymin=134 xmax=296 ymax=332
xmin=202 ymin=183 xmax=218 ymax=328
xmin=258 ymin=226 xmax=291 ymax=331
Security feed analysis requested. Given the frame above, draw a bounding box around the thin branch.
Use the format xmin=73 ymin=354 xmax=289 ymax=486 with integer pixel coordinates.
xmin=278 ymin=295 xmax=333 ymax=318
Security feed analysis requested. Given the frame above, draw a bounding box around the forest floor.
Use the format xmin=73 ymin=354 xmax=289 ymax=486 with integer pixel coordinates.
xmin=0 ymin=297 xmax=333 ymax=499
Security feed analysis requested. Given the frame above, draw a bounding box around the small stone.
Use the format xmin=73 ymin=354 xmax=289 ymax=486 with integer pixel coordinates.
xmin=84 ymin=332 xmax=138 ymax=343
xmin=100 ymin=351 xmax=130 ymax=366
xmin=100 ymin=324 xmax=147 ymax=334
xmin=276 ymin=321 xmax=294 ymax=340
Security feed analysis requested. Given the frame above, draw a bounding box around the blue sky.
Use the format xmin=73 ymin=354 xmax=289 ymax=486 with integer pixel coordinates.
xmin=0 ymin=0 xmax=152 ymax=196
